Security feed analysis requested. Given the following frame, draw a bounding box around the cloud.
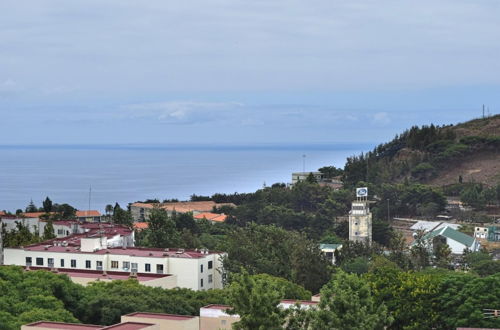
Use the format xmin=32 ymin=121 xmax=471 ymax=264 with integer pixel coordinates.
xmin=371 ymin=112 xmax=391 ymax=125
xmin=122 ymin=101 xmax=244 ymax=124
xmin=0 ymin=79 xmax=22 ymax=93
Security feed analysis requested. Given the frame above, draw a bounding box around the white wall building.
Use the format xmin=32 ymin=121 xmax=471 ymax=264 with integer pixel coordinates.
xmin=4 ymin=237 xmax=225 ymax=291
xmin=474 ymin=226 xmax=489 ymax=239
xmin=420 ymin=226 xmax=480 ymax=255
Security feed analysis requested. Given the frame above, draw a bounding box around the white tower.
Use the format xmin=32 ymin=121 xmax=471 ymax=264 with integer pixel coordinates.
xmin=349 ymin=187 xmax=372 ymax=244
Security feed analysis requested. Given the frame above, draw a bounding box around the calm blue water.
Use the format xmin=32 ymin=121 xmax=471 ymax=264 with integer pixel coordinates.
xmin=0 ymin=144 xmax=370 ymax=213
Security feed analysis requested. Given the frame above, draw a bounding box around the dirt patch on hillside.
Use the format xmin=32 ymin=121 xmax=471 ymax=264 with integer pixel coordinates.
xmin=427 ymin=151 xmax=500 ymax=187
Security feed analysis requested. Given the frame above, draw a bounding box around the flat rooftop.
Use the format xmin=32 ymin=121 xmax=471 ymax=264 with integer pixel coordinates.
xmin=20 ymin=245 xmax=218 ymax=259
xmin=125 ymin=312 xmax=196 ymax=320
xmin=280 ymin=299 xmax=319 ymax=305
xmin=201 ymin=304 xmax=231 ymax=310
xmin=23 ymin=321 xmax=101 ymax=330
xmin=101 ymin=322 xmax=155 ymax=330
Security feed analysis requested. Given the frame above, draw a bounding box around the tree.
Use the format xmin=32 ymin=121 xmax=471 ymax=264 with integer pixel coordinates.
xmin=410 ymin=230 xmax=430 ymax=270
xmin=42 ymin=197 xmax=53 ymax=213
xmin=112 ymin=203 xmax=133 ymax=227
xmin=433 ymin=241 xmax=452 ymax=268
xmin=318 ymin=166 xmax=343 ymax=179
xmin=25 ymin=200 xmax=38 ymax=213
xmin=365 ymin=266 xmax=443 ymax=329
xmin=105 ymin=204 xmax=114 ymax=217
xmin=43 ymin=220 xmax=56 ymax=240
xmin=145 ymin=208 xmax=180 ymax=248
xmin=53 ymin=203 xmax=76 ymax=219
xmin=436 ymin=273 xmax=500 ymax=329
xmin=471 ymin=260 xmax=500 ymax=277
xmin=222 ymin=224 xmax=331 ymax=292
xmin=228 ymin=270 xmax=286 ymax=330
xmin=309 ymin=271 xmax=392 ymax=329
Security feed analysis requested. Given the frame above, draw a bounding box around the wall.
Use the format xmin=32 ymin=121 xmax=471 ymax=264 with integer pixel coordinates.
xmin=121 ymin=315 xmax=199 ymax=330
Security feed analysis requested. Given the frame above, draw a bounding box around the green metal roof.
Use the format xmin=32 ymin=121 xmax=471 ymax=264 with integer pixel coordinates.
xmin=423 ymin=226 xmax=475 ymax=247
xmin=319 ymin=243 xmax=342 ymax=250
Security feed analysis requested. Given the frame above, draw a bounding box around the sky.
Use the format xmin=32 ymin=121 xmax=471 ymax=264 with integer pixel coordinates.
xmin=1 ymin=0 xmax=500 ymax=146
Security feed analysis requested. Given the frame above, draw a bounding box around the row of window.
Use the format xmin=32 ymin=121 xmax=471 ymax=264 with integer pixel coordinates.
xmin=200 ymin=261 xmax=213 ymax=273
xmin=27 ymin=257 xmax=215 ymax=278
xmin=25 ymin=257 xmax=164 ymax=273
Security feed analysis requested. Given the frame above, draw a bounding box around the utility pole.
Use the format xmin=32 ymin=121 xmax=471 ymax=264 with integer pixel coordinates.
xmin=88 ymin=185 xmax=92 ymax=219
xmin=483 ymin=104 xmax=485 ymax=119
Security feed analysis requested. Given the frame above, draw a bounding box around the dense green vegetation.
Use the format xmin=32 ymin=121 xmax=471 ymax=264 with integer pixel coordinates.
xmin=342 ymin=115 xmax=500 ymax=187
xmin=3 ymin=257 xmax=500 ymax=330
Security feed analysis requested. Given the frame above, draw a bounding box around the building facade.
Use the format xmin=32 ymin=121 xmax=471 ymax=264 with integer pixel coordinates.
xmin=4 ymin=235 xmax=225 ymax=291
xmin=348 ymin=201 xmax=372 ymax=244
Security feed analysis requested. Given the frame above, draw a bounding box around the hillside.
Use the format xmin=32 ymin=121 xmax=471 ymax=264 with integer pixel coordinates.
xmin=342 ymin=114 xmax=500 ymax=188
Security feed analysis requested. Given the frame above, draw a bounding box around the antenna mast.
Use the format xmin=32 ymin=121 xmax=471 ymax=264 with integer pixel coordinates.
xmin=88 ymin=185 xmax=92 ymax=215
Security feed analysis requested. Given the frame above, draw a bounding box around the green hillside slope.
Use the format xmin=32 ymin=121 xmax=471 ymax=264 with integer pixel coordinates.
xmin=343 ymin=114 xmax=500 ymax=187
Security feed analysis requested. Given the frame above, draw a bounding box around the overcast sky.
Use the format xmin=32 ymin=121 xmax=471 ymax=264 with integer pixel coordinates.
xmin=1 ymin=0 xmax=499 ymax=145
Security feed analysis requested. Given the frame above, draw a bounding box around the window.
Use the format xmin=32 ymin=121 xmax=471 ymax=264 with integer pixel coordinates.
xmin=201 ymin=279 xmax=204 ymax=287
xmin=96 ymin=261 xmax=103 ymax=270
xmin=131 ymin=263 xmax=138 ymax=271
xmin=145 ymin=263 xmax=151 ymax=272
xmin=85 ymin=260 xmax=91 ymax=269
xmin=355 ymin=232 xmax=359 ymax=236
xmin=200 ymin=264 xmax=204 ymax=273
xmin=57 ymin=229 xmax=64 ymax=235
xmin=208 ymin=261 xmax=213 ymax=269
xmin=111 ymin=261 xmax=118 ymax=269
xmin=123 ymin=261 xmax=130 ymax=270
xmin=36 ymin=257 xmax=43 ymax=266
xmin=26 ymin=257 xmax=32 ymax=266
xmin=208 ymin=274 xmax=213 ymax=283
xmin=60 ymin=259 xmax=65 ymax=267
xmin=221 ymin=320 xmax=227 ymax=326
xmin=71 ymin=259 xmax=76 ymax=268
xmin=156 ymin=264 xmax=164 ymax=274
xmin=48 ymin=258 xmax=54 ymax=267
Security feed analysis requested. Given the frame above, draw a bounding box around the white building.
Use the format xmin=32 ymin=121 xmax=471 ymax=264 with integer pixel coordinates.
xmin=474 ymin=226 xmax=489 ymax=239
xmin=319 ymin=243 xmax=342 ymax=264
xmin=420 ymin=226 xmax=480 ymax=255
xmin=1 ymin=216 xmax=45 ymax=236
xmin=4 ymin=234 xmax=225 ymax=290
xmin=410 ymin=220 xmax=459 ymax=233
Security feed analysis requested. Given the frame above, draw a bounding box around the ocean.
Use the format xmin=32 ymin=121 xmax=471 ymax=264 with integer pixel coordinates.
xmin=0 ymin=144 xmax=371 ymax=213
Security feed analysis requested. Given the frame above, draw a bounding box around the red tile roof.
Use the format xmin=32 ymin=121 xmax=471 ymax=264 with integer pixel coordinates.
xmin=125 ymin=312 xmax=196 ymax=320
xmin=76 ymin=210 xmax=101 ymax=217
xmin=21 ymin=212 xmax=50 ymax=218
xmin=133 ymin=222 xmax=149 ymax=230
xmin=0 ymin=211 xmax=5 ymax=216
xmin=23 ymin=321 xmax=101 ymax=329
xmin=131 ymin=201 xmax=235 ymax=213
xmin=22 ymin=243 xmax=218 ymax=259
xmin=194 ymin=213 xmax=227 ymax=223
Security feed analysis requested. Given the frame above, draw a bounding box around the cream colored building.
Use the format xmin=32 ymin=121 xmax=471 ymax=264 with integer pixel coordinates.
xmin=199 ymin=305 xmax=241 ymax=330
xmin=4 ymin=235 xmax=225 ymax=291
xmin=348 ymin=201 xmax=372 ymax=244
xmin=22 ymin=321 xmax=158 ymax=330
xmin=122 ymin=312 xmax=199 ymax=330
